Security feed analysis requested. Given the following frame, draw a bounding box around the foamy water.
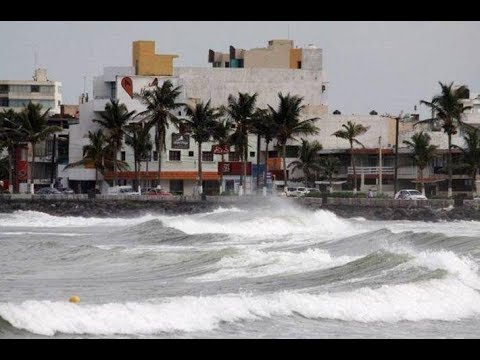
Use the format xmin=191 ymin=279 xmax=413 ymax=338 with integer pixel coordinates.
xmin=1 ymin=202 xmax=480 ymax=338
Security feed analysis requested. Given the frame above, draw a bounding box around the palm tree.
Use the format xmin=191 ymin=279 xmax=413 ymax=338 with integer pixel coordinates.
xmin=125 ymin=122 xmax=154 ymax=191
xmin=250 ymin=108 xmax=272 ymax=192
xmin=0 ymin=109 xmax=23 ymax=192
xmin=287 ymin=139 xmax=323 ymax=187
xmin=226 ymin=92 xmax=258 ymax=195
xmin=332 ymin=121 xmax=369 ymax=192
xmin=452 ymin=128 xmax=480 ymax=194
xmin=134 ymin=80 xmax=183 ymax=187
xmin=419 ymin=82 xmax=471 ymax=198
xmin=183 ymin=100 xmax=222 ymax=195
xmin=93 ymin=100 xmax=135 ymax=186
xmin=212 ymin=117 xmax=232 ymax=193
xmin=403 ymin=131 xmax=438 ymax=195
xmin=16 ymin=102 xmax=61 ymax=192
xmin=319 ymin=156 xmax=341 ymax=193
xmin=253 ymin=110 xmax=278 ymax=187
xmin=65 ymin=130 xmax=111 ymax=190
xmin=270 ymin=93 xmax=319 ymax=189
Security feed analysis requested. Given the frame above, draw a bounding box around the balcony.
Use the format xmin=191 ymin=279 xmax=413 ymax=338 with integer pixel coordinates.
xmin=347 ymin=166 xmax=394 ymax=175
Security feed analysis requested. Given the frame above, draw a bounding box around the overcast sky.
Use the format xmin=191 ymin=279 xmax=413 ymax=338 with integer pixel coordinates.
xmin=0 ymin=21 xmax=479 ymax=118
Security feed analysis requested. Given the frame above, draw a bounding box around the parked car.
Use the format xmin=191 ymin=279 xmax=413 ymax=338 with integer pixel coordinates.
xmin=36 ymin=187 xmax=63 ymax=195
xmin=394 ymin=189 xmax=428 ymax=200
xmin=145 ymin=188 xmax=174 ymax=198
xmin=285 ymin=187 xmax=315 ymax=197
xmin=108 ymin=186 xmax=139 ymax=196
xmin=59 ymin=187 xmax=75 ymax=194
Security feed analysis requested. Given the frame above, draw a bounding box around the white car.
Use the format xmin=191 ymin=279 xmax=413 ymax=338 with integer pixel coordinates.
xmin=394 ymin=189 xmax=428 ymax=200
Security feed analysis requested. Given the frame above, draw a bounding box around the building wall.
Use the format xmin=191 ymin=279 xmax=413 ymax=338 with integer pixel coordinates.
xmin=289 ymin=48 xmax=302 ymax=69
xmin=174 ymin=67 xmax=327 ymax=110
xmin=132 ymin=41 xmax=177 ymax=76
xmin=302 ymin=48 xmax=323 ymax=71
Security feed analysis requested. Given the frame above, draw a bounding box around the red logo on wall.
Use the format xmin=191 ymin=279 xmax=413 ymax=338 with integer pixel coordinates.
xmin=212 ymin=144 xmax=230 ymax=154
xmin=121 ymin=77 xmax=134 ymax=99
xmin=218 ymin=162 xmax=252 ymax=175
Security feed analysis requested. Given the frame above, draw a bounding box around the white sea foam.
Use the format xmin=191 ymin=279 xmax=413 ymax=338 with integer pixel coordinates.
xmin=2 ymin=276 xmax=480 ymax=336
xmin=160 ymin=209 xmax=362 ymax=238
xmin=0 ymin=211 xmax=157 ymax=228
xmin=189 ymin=248 xmax=357 ymax=282
xmin=0 ymin=232 xmax=86 ymax=237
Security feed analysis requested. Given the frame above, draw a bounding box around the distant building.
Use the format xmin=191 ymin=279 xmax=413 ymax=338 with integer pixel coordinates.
xmin=68 ymin=39 xmax=328 ymax=195
xmin=0 ymin=68 xmax=62 ymax=114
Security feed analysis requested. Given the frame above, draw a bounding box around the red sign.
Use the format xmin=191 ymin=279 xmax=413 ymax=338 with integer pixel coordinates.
xmin=212 ymin=144 xmax=230 ymax=154
xmin=121 ymin=77 xmax=134 ymax=99
xmin=218 ymin=162 xmax=252 ymax=175
xmin=17 ymin=160 xmax=28 ymax=181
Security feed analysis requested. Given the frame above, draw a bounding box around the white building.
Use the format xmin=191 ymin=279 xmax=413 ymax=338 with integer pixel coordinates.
xmin=67 ymin=40 xmax=328 ymax=195
xmin=0 ymin=68 xmax=62 ymax=114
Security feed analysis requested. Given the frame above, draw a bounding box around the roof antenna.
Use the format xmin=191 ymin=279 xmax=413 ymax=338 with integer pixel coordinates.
xmin=287 ymin=23 xmax=290 ymax=40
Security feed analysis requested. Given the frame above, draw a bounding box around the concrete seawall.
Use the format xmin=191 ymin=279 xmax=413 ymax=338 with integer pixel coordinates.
xmin=0 ymin=194 xmax=477 ymax=221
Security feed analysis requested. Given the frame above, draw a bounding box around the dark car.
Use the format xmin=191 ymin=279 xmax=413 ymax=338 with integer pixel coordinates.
xmin=36 ymin=187 xmax=63 ymax=195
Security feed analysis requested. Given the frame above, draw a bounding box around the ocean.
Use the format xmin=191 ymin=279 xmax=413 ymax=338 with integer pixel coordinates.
xmin=1 ymin=199 xmax=480 ymax=338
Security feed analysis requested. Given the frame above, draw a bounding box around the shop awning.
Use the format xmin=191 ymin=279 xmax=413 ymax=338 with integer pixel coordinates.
xmin=104 ymin=171 xmax=220 ymax=181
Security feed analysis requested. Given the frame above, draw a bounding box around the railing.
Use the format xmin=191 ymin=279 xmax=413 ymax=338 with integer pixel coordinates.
xmin=347 ymin=166 xmax=394 ymax=175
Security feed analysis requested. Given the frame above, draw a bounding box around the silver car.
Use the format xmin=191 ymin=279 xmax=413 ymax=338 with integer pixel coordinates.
xmin=394 ymin=189 xmax=427 ymax=200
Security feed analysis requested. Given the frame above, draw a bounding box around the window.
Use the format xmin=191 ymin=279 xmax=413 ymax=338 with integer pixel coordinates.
xmin=31 ymin=85 xmax=40 ymax=93
xmin=153 ymin=151 xmax=158 ymax=161
xmin=188 ymin=151 xmax=194 ymax=157
xmin=285 ymin=146 xmax=300 ymax=158
xmin=170 ymin=180 xmax=184 ymax=195
xmin=268 ymin=150 xmax=278 ymax=158
xmin=121 ymin=151 xmax=126 ymax=161
xmin=297 ymin=61 xmax=302 ymax=69
xmin=0 ymin=85 xmax=8 ymax=94
xmin=202 ymin=151 xmax=213 ymax=161
xmin=169 ymin=150 xmax=181 ymax=161
xmin=250 ymin=151 xmax=255 ymax=158
xmin=225 ymin=62 xmax=230 ymax=68
xmin=110 ymin=82 xmax=116 ymax=99
xmin=0 ymin=98 xmax=8 ymax=106
xmin=229 ymin=152 xmax=240 ymax=161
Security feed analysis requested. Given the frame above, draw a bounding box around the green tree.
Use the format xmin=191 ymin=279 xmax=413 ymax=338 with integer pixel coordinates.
xmin=125 ymin=122 xmax=154 ymax=191
xmin=332 ymin=121 xmax=369 ymax=192
xmin=252 ymin=108 xmax=278 ymax=188
xmin=452 ymin=128 xmax=480 ymax=193
xmin=288 ymin=139 xmax=323 ymax=187
xmin=403 ymin=131 xmax=438 ymax=195
xmin=270 ymin=93 xmax=319 ymax=190
xmin=16 ymin=102 xmax=61 ymax=192
xmin=419 ymin=82 xmax=471 ymax=198
xmin=93 ymin=100 xmax=135 ymax=186
xmin=0 ymin=109 xmax=23 ymax=192
xmin=183 ymin=100 xmax=222 ymax=195
xmin=134 ymin=80 xmax=183 ymax=187
xmin=65 ymin=130 xmax=111 ymax=190
xmin=226 ymin=92 xmax=258 ymax=194
xmin=319 ymin=156 xmax=341 ymax=193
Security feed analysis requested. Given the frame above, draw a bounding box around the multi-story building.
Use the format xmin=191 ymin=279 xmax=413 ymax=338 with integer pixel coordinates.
xmin=0 ymin=68 xmax=62 ymax=114
xmin=67 ymin=40 xmax=328 ymax=195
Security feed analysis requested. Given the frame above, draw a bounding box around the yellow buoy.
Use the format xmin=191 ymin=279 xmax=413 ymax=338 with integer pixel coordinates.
xmin=69 ymin=295 xmax=80 ymax=304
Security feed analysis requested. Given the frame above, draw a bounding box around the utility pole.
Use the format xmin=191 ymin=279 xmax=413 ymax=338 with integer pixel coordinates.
xmin=382 ymin=111 xmax=407 ymax=196
xmin=50 ymin=134 xmax=56 ymax=187
xmin=378 ymin=136 xmax=382 ymax=194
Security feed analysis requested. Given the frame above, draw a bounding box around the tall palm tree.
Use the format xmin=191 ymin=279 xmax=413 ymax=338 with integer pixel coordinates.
xmin=253 ymin=109 xmax=278 ymax=187
xmin=319 ymin=156 xmax=341 ymax=193
xmin=183 ymin=100 xmax=222 ymax=195
xmin=134 ymin=80 xmax=183 ymax=187
xmin=226 ymin=92 xmax=258 ymax=194
xmin=93 ymin=100 xmax=135 ymax=186
xmin=125 ymin=122 xmax=154 ymax=191
xmin=0 ymin=109 xmax=23 ymax=192
xmin=452 ymin=128 xmax=480 ymax=194
xmin=16 ymin=102 xmax=61 ymax=192
xmin=270 ymin=93 xmax=319 ymax=189
xmin=65 ymin=130 xmax=111 ymax=190
xmin=250 ymin=108 xmax=272 ymax=192
xmin=287 ymin=139 xmax=323 ymax=187
xmin=332 ymin=121 xmax=369 ymax=192
xmin=403 ymin=131 xmax=438 ymax=195
xmin=212 ymin=117 xmax=232 ymax=193
xmin=419 ymin=82 xmax=471 ymax=198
